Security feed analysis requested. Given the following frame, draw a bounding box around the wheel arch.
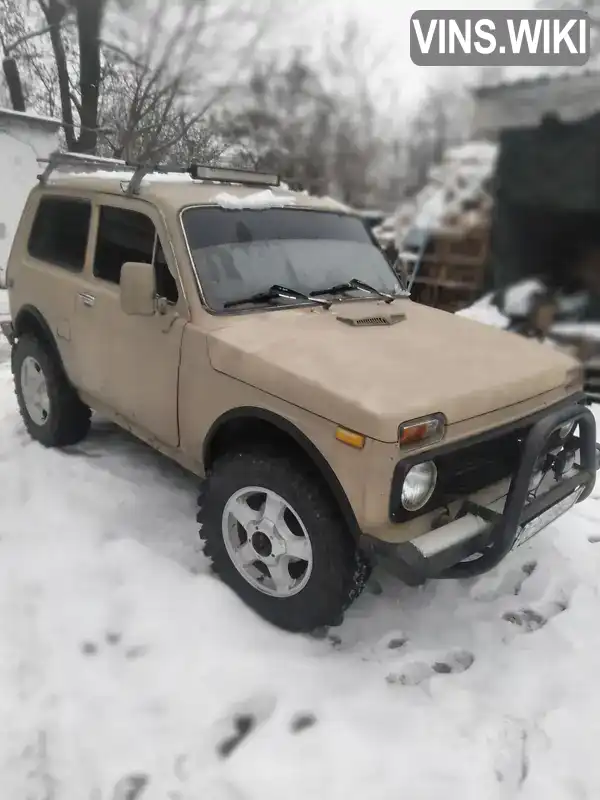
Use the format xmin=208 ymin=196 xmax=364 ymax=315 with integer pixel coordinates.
xmin=203 ymin=407 xmax=362 ymax=540
xmin=13 ymin=305 xmax=62 ymax=361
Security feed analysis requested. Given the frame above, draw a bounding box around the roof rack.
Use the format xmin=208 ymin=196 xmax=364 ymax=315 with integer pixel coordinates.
xmin=37 ymin=151 xmax=128 ymax=184
xmin=37 ymin=151 xmax=281 ymax=195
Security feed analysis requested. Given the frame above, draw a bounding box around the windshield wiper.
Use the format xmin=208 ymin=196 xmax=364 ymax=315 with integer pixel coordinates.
xmin=310 ymin=277 xmax=396 ymax=304
xmin=224 ymin=284 xmax=331 ymax=309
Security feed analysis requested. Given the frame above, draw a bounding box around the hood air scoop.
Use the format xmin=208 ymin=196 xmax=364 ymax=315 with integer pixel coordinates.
xmin=335 ymin=311 xmax=406 ymax=327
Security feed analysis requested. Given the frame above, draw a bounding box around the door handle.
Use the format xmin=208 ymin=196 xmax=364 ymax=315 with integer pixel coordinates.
xmin=78 ymin=292 xmax=95 ymax=307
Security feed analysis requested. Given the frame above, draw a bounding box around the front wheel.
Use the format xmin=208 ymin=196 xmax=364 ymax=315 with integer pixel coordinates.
xmin=198 ymin=450 xmax=370 ymax=632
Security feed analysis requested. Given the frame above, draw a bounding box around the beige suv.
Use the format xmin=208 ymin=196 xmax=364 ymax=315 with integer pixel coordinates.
xmin=1 ymin=153 xmax=598 ymax=632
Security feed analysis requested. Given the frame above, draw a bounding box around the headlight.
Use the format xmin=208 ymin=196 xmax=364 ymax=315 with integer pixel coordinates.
xmin=558 ymin=421 xmax=576 ymax=440
xmin=401 ymin=461 xmax=438 ymax=511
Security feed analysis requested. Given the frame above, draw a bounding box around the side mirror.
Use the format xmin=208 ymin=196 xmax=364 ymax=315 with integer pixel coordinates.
xmin=120 ymin=261 xmax=156 ymax=316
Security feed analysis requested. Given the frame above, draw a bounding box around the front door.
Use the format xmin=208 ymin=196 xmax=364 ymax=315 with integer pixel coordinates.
xmin=72 ymin=198 xmax=186 ymax=447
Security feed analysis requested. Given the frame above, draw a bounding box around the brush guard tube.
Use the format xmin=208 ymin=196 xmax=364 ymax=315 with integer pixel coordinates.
xmin=442 ymin=402 xmax=596 ymax=578
xmin=363 ymin=402 xmax=598 ymax=584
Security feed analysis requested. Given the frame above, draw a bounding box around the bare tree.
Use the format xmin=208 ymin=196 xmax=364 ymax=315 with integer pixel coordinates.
xmin=97 ymin=0 xmax=239 ymax=161
xmin=223 ymin=22 xmax=463 ymax=210
xmin=0 ymin=0 xmax=45 ymax=111
xmin=97 ymin=0 xmax=284 ymax=160
xmin=222 ymin=21 xmax=408 ymax=208
xmin=1 ymin=0 xmax=284 ymax=159
xmin=403 ymin=80 xmax=471 ymax=197
xmin=0 ymin=0 xmax=64 ymax=115
xmin=221 ymin=52 xmax=336 ymax=193
xmin=320 ymin=22 xmax=390 ymax=207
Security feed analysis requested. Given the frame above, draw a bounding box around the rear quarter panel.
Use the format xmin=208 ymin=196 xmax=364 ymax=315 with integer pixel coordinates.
xmin=7 ymin=187 xmax=97 ymax=385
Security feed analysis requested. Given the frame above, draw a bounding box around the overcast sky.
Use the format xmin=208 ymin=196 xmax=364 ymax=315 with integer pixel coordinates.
xmin=289 ymin=0 xmax=535 ymax=107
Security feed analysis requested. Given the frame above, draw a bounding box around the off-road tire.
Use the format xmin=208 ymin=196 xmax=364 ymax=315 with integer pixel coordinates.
xmin=198 ymin=449 xmax=371 ymax=632
xmin=12 ymin=334 xmax=91 ymax=447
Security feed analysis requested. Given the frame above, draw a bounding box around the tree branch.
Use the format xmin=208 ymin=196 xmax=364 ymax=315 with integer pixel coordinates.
xmin=4 ymin=18 xmax=73 ymax=54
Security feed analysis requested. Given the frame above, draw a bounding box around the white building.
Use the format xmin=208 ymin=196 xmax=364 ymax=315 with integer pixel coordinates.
xmin=0 ymin=108 xmax=61 ymax=287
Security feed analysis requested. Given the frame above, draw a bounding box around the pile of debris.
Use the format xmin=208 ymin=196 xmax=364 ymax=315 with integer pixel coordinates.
xmin=369 ymin=141 xmax=499 ymax=312
xmin=396 ymin=141 xmax=498 ymax=246
xmin=371 ymin=141 xmax=498 ymax=254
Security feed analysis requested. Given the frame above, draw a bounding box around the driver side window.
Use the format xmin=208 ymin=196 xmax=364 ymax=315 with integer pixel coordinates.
xmin=93 ymin=205 xmax=179 ymax=304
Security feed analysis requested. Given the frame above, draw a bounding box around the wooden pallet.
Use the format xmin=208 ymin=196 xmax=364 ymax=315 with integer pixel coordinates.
xmin=411 ymin=225 xmax=489 ymax=312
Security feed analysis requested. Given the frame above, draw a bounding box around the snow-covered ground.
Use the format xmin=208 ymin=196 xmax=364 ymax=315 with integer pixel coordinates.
xmin=2 ymin=286 xmax=600 ymax=798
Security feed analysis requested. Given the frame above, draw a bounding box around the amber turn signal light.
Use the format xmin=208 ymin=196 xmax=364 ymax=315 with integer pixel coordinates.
xmin=335 ymin=427 xmax=366 ymax=449
xmin=398 ymin=414 xmax=446 ymax=448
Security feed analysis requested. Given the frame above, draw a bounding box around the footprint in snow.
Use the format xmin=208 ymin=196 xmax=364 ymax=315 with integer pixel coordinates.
xmin=386 ymin=649 xmax=475 ymax=686
xmin=368 ymin=631 xmax=409 ymax=659
xmin=290 ymin=712 xmax=317 ymax=733
xmin=386 ymin=633 xmax=409 ymax=650
xmin=215 ymin=693 xmax=277 ymax=759
xmin=111 ymin=773 xmax=149 ymax=800
xmin=213 ymin=694 xmax=318 ymax=757
xmin=470 ymin=561 xmax=537 ymax=601
xmin=308 ymin=627 xmax=344 ymax=648
xmin=79 ymin=631 xmax=148 ymax=660
xmin=503 ymin=597 xmax=569 ymax=632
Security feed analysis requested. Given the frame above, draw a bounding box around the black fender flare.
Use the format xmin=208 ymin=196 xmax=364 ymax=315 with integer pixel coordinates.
xmin=13 ymin=305 xmax=65 ymax=369
xmin=203 ymin=406 xmax=362 ymax=540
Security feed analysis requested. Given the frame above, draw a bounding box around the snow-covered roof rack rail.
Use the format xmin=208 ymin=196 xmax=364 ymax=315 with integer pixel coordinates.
xmin=37 ymin=151 xmax=128 ymax=184
xmin=37 ymin=151 xmax=281 ymax=195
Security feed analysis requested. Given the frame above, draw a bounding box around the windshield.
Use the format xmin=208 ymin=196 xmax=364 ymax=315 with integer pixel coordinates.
xmin=181 ymin=207 xmax=404 ymax=311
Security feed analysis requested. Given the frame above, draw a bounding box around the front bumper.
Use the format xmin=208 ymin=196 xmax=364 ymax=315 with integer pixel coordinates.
xmin=361 ymin=400 xmax=599 ymax=584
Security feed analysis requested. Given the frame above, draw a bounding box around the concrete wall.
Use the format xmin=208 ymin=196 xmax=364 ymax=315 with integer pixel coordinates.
xmin=0 ymin=109 xmax=60 ymax=287
xmin=472 ymin=71 xmax=600 ymax=140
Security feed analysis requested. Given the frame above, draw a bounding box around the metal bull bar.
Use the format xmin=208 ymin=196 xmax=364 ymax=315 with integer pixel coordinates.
xmin=440 ymin=402 xmax=598 ymax=578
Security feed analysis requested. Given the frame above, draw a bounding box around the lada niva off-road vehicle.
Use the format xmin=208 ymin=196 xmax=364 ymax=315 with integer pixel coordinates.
xmin=1 ymin=152 xmax=598 ymax=632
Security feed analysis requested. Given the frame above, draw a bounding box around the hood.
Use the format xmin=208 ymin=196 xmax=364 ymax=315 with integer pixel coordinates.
xmin=207 ymin=299 xmax=579 ymax=442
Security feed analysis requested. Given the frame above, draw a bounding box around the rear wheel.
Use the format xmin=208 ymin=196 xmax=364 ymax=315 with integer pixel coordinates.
xmin=12 ymin=334 xmax=91 ymax=447
xmin=198 ymin=450 xmax=370 ymax=632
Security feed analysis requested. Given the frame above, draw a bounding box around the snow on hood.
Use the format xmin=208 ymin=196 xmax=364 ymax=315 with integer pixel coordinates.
xmin=214 ymin=189 xmax=297 ymax=210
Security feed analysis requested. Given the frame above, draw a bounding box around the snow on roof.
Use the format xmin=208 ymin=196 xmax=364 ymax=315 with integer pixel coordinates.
xmin=50 ymin=169 xmax=196 ymax=184
xmin=391 ymin=140 xmax=498 ymax=246
xmin=46 ymin=169 xmax=347 ymax=214
xmin=0 ymin=107 xmax=61 ymax=130
xmin=214 ymin=189 xmax=297 ymax=209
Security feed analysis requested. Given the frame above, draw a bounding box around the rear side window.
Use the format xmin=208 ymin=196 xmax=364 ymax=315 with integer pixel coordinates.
xmin=28 ymin=196 xmax=91 ymax=271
